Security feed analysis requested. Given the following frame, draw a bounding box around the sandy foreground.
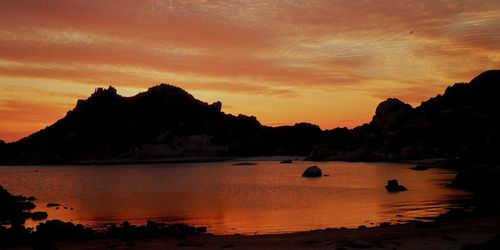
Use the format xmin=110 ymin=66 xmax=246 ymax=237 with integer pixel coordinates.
xmin=10 ymin=215 xmax=498 ymax=250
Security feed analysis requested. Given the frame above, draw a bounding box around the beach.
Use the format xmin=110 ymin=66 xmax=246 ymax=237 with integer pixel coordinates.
xmin=30 ymin=215 xmax=500 ymax=249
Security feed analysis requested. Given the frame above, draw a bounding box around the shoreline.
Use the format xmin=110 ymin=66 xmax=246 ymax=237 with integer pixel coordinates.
xmin=0 ymin=156 xmax=444 ymax=166
xmin=25 ymin=214 xmax=500 ymax=249
xmin=0 ymin=155 xmax=307 ymax=166
xmin=5 ymin=199 xmax=499 ymax=250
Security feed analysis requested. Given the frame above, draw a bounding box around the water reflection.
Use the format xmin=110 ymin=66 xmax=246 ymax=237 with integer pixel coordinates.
xmin=0 ymin=161 xmax=471 ymax=234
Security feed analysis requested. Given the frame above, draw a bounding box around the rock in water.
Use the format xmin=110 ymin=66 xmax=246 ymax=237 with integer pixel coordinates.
xmin=302 ymin=166 xmax=323 ymax=177
xmin=385 ymin=179 xmax=407 ymax=192
xmin=410 ymin=165 xmax=430 ymax=171
xmin=46 ymin=203 xmax=60 ymax=207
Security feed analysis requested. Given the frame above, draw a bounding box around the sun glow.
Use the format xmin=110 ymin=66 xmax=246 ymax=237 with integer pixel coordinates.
xmin=1 ymin=0 xmax=500 ymax=142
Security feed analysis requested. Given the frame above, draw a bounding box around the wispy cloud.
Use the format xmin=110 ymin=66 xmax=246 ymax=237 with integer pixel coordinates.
xmin=0 ymin=0 xmax=499 ymax=141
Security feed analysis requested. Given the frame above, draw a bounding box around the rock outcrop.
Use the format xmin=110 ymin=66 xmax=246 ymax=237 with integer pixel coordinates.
xmin=0 ymin=186 xmax=41 ymax=227
xmin=385 ymin=179 xmax=407 ymax=192
xmin=308 ymin=70 xmax=500 ymax=164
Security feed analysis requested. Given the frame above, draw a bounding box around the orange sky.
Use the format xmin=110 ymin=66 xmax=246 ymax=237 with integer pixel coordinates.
xmin=1 ymin=0 xmax=500 ymax=142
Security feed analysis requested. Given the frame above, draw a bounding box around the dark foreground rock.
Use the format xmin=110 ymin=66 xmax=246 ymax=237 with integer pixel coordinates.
xmin=0 ymin=186 xmax=44 ymax=245
xmin=0 ymin=185 xmax=39 ymax=227
xmin=30 ymin=211 xmax=48 ymax=221
xmin=462 ymin=234 xmax=500 ymax=250
xmin=34 ymin=220 xmax=94 ymax=242
xmin=0 ymin=186 xmax=207 ymax=248
xmin=302 ymin=166 xmax=323 ymax=177
xmin=451 ymin=165 xmax=500 ymax=194
xmin=105 ymin=220 xmax=206 ymax=240
xmin=385 ymin=179 xmax=407 ymax=192
xmin=45 ymin=215 xmax=500 ymax=250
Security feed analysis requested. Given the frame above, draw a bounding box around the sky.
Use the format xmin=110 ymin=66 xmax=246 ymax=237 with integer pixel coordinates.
xmin=1 ymin=0 xmax=500 ymax=142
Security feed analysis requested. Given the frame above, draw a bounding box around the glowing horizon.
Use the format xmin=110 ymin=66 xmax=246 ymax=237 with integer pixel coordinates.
xmin=1 ymin=0 xmax=500 ymax=142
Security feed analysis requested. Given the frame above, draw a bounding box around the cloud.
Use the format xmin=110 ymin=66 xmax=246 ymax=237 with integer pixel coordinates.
xmin=0 ymin=100 xmax=69 ymax=141
xmin=0 ymin=0 xmax=500 ymax=141
xmin=0 ymin=0 xmax=270 ymax=50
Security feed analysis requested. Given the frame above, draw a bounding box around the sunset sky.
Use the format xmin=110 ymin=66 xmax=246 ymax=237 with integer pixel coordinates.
xmin=1 ymin=0 xmax=500 ymax=142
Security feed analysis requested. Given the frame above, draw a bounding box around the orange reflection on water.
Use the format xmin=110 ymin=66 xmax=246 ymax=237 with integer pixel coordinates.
xmin=0 ymin=161 xmax=470 ymax=234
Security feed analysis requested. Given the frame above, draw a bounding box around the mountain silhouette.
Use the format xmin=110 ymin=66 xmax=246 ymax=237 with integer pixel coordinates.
xmin=0 ymin=84 xmax=321 ymax=164
xmin=308 ymin=70 xmax=500 ymax=163
xmin=0 ymin=70 xmax=498 ymax=165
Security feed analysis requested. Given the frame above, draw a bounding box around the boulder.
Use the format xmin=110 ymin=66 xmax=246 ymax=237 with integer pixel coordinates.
xmin=371 ymin=98 xmax=413 ymax=135
xmin=0 ymin=186 xmax=37 ymax=227
xmin=385 ymin=179 xmax=407 ymax=192
xmin=30 ymin=211 xmax=48 ymax=221
xmin=302 ymin=166 xmax=323 ymax=177
xmin=46 ymin=203 xmax=60 ymax=208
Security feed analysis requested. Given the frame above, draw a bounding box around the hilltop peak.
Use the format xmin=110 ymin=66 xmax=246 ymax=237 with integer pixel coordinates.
xmin=0 ymin=83 xmax=324 ymax=164
xmin=133 ymin=83 xmax=196 ymax=103
xmin=470 ymin=70 xmax=500 ymax=91
xmin=148 ymin=83 xmax=184 ymax=91
xmin=375 ymin=98 xmax=412 ymax=117
xmin=91 ymin=86 xmax=118 ymax=98
xmin=145 ymin=84 xmax=191 ymax=96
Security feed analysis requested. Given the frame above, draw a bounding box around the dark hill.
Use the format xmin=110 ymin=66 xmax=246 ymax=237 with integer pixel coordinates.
xmin=308 ymin=70 xmax=500 ymax=163
xmin=0 ymin=70 xmax=498 ymax=165
xmin=0 ymin=84 xmax=321 ymax=164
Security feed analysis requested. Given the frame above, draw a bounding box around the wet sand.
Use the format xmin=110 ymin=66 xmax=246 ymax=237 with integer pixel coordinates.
xmin=30 ymin=215 xmax=500 ymax=249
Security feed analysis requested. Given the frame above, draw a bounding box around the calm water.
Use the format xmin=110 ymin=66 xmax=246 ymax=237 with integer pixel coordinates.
xmin=0 ymin=161 xmax=470 ymax=234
